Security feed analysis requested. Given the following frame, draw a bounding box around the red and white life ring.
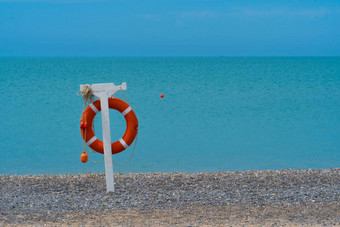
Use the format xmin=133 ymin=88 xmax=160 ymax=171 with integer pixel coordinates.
xmin=80 ymin=97 xmax=138 ymax=155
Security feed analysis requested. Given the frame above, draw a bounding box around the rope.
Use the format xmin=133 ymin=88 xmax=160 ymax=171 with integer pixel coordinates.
xmin=111 ymin=87 xmax=138 ymax=166
xmin=120 ymin=86 xmax=130 ymax=104
xmin=113 ymin=133 xmax=138 ymax=166
xmin=85 ymin=148 xmax=104 ymax=163
xmin=78 ymin=84 xmax=101 ymax=164
xmin=78 ymin=84 xmax=96 ymax=146
xmin=78 ymin=84 xmax=95 ymax=108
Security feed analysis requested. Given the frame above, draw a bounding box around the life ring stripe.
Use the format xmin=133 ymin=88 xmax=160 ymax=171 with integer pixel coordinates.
xmin=87 ymin=136 xmax=97 ymax=145
xmin=90 ymin=103 xmax=99 ymax=114
xmin=119 ymin=138 xmax=128 ymax=148
xmin=122 ymin=106 xmax=132 ymax=116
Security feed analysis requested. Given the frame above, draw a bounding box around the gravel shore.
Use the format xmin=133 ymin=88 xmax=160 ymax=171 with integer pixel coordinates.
xmin=0 ymin=169 xmax=339 ymax=226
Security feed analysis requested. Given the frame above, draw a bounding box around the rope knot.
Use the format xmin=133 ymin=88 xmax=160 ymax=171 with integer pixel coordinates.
xmin=78 ymin=84 xmax=95 ymax=105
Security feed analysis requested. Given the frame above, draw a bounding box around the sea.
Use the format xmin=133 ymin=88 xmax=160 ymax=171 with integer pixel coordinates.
xmin=0 ymin=57 xmax=339 ymax=175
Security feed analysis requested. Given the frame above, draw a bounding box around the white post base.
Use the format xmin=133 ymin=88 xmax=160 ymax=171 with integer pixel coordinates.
xmin=80 ymin=82 xmax=127 ymax=192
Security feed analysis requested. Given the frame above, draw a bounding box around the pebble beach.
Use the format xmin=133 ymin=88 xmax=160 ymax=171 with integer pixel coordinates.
xmin=0 ymin=169 xmax=339 ymax=226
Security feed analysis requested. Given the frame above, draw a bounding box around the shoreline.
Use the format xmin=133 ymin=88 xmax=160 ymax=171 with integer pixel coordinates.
xmin=1 ymin=169 xmax=339 ymax=226
xmin=1 ymin=167 xmax=338 ymax=177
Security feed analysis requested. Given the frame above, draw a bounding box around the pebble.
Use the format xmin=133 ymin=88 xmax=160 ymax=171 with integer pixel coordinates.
xmin=0 ymin=169 xmax=339 ymax=225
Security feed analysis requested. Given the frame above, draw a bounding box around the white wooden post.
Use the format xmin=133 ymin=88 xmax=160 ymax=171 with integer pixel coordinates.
xmin=80 ymin=82 xmax=127 ymax=192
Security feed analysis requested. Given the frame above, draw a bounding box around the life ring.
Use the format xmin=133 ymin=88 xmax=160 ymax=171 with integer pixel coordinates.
xmin=80 ymin=97 xmax=138 ymax=155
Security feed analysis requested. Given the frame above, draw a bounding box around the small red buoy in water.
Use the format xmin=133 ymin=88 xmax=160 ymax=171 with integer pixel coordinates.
xmin=80 ymin=150 xmax=88 ymax=163
xmin=80 ymin=122 xmax=85 ymax=129
xmin=83 ymin=122 xmax=88 ymax=128
xmin=160 ymin=94 xmax=164 ymax=98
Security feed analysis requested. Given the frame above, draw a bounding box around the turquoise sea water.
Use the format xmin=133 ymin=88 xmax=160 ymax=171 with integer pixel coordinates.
xmin=0 ymin=57 xmax=339 ymax=175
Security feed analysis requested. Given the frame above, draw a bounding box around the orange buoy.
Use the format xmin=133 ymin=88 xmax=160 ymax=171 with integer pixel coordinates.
xmin=80 ymin=97 xmax=138 ymax=155
xmin=80 ymin=150 xmax=88 ymax=163
xmin=160 ymin=94 xmax=164 ymax=98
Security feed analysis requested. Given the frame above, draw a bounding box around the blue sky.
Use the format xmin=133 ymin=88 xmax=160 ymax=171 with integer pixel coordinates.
xmin=0 ymin=0 xmax=339 ymax=56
